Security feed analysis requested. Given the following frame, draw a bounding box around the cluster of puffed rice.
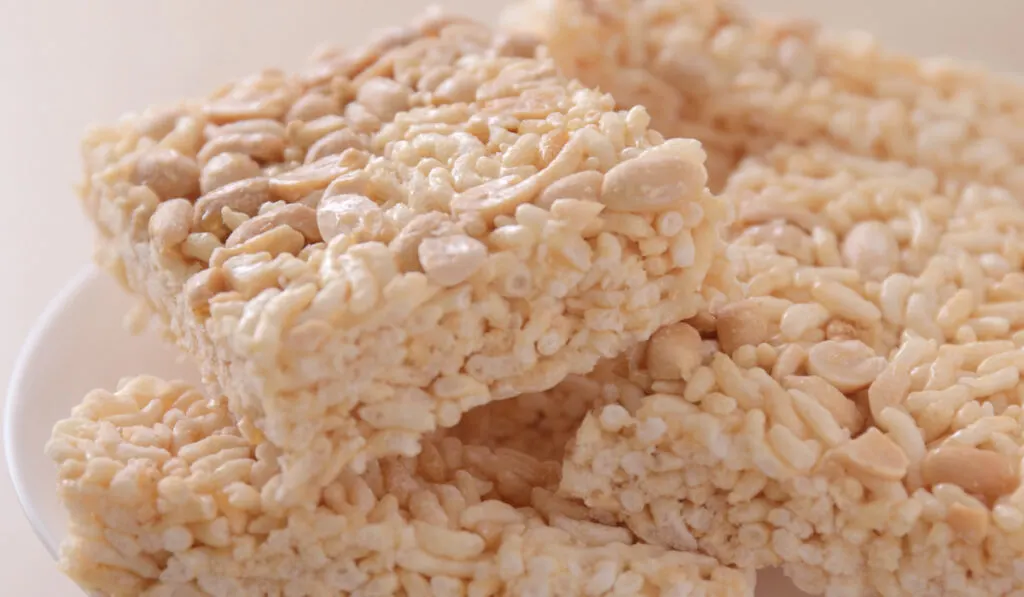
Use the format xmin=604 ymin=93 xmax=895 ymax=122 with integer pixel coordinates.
xmin=47 ymin=1 xmax=1024 ymax=596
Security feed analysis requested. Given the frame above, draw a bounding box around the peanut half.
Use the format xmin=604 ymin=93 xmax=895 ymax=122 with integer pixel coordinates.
xmin=921 ymin=445 xmax=1019 ymax=500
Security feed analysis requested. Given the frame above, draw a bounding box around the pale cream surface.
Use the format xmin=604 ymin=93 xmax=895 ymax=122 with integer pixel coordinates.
xmin=0 ymin=0 xmax=1021 ymax=594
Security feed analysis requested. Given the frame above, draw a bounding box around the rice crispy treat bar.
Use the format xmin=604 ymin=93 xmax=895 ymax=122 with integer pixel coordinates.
xmin=80 ymin=13 xmax=730 ymax=502
xmin=564 ymin=343 xmax=1024 ymax=597
xmin=503 ymin=0 xmax=1024 ymax=192
xmin=45 ymin=376 xmax=753 ymax=597
xmin=552 ymin=146 xmax=1024 ymax=595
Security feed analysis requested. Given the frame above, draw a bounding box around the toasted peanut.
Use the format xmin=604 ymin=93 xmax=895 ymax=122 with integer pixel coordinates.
xmin=356 ymin=78 xmax=411 ymax=121
xmin=946 ymin=502 xmax=989 ymax=544
xmin=193 ymin=178 xmax=273 ymax=236
xmin=536 ymin=171 xmax=603 ymax=209
xmin=289 ymin=115 xmax=347 ymax=149
xmin=833 ymin=428 xmax=908 ymax=481
xmin=807 ymin=340 xmax=887 ymax=393
xmin=298 ymin=190 xmax=325 ymax=210
xmin=221 ymin=207 xmax=250 ymax=231
xmin=149 ymin=199 xmax=193 ymax=253
xmin=715 ymin=300 xmax=770 ymax=354
xmin=200 ymin=153 xmax=261 ymax=194
xmin=337 ymin=147 xmax=370 ymax=171
xmin=137 ymin=108 xmax=183 ymax=141
xmin=645 ymin=323 xmax=702 ymax=381
xmin=772 ymin=344 xmax=808 ymax=380
xmin=433 ymin=71 xmax=478 ymax=103
xmin=203 ymin=94 xmax=289 ymax=124
xmin=783 ymin=376 xmax=864 ymax=433
xmin=549 ymin=198 xmax=606 ymax=230
xmin=211 ymin=119 xmax=287 ymax=139
xmin=389 ymin=212 xmax=454 ymax=272
xmin=841 ymin=221 xmax=900 ymax=281
xmin=418 ymin=234 xmax=487 ymax=287
xmin=418 ymin=66 xmax=459 ymax=98
xmin=157 ymin=114 xmax=204 ymax=156
xmin=229 ymin=226 xmax=306 ymax=260
xmin=323 ymin=171 xmax=371 ymax=199
xmin=286 ymin=93 xmax=339 ymax=123
xmin=268 ymin=156 xmax=348 ymax=201
xmin=449 ymin=175 xmax=528 ymax=219
xmin=185 ymin=268 xmax=229 ymax=314
xmin=600 ymin=154 xmax=704 ymax=212
xmin=226 ymin=204 xmax=320 ymax=247
xmin=343 ymin=104 xmax=383 ymax=134
xmin=132 ymin=149 xmax=200 ymax=201
xmin=779 ymin=303 xmax=830 ymax=341
xmin=687 ymin=312 xmax=718 ymax=334
xmin=922 ymin=445 xmax=1019 ymax=499
xmin=305 ymin=128 xmax=367 ymax=164
xmin=316 ymin=194 xmax=382 ymax=242
xmin=182 ymin=233 xmax=223 ymax=263
xmin=868 ymin=337 xmax=934 ymax=422
xmin=197 ymin=133 xmax=286 ymax=166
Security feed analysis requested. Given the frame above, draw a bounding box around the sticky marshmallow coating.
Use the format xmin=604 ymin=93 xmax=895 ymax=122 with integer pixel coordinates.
xmin=553 ymin=145 xmax=1024 ymax=596
xmin=502 ymin=0 xmax=1024 ymax=193
xmin=45 ymin=376 xmax=753 ymax=597
xmin=79 ymin=12 xmax=730 ymax=503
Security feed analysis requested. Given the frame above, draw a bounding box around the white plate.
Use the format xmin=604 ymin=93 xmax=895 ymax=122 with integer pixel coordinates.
xmin=4 ymin=267 xmax=200 ymax=559
xmin=4 ymin=267 xmax=809 ymax=596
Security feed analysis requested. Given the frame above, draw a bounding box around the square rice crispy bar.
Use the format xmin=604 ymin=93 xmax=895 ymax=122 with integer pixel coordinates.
xmin=79 ymin=12 xmax=732 ymax=503
xmin=46 ymin=376 xmax=754 ymax=597
xmin=550 ymin=143 xmax=1024 ymax=596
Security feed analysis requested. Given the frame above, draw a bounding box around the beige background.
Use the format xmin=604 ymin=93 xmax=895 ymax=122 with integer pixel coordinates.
xmin=0 ymin=1 xmax=1019 ymax=593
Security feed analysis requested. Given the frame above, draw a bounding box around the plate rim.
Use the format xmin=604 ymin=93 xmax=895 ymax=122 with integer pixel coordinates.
xmin=4 ymin=265 xmax=101 ymax=559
